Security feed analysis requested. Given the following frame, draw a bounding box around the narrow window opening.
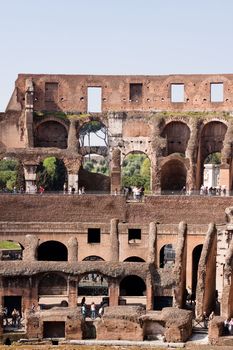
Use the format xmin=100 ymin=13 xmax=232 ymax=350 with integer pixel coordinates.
xmin=129 ymin=83 xmax=142 ymax=102
xmin=45 ymin=83 xmax=58 ymax=103
xmin=210 ymin=83 xmax=224 ymax=102
xmin=87 ymin=87 xmax=102 ymax=112
xmin=88 ymin=228 xmax=101 ymax=243
xmin=128 ymin=229 xmax=141 ymax=243
xmin=171 ymin=84 xmax=184 ymax=102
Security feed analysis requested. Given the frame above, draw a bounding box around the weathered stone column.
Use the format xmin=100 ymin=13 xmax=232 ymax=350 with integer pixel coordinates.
xmin=147 ymin=222 xmax=157 ymax=265
xmin=68 ymin=277 xmax=78 ymax=307
xmin=109 ymin=279 xmax=119 ymax=306
xmin=23 ymin=162 xmax=38 ymax=193
xmin=24 ymin=78 xmax=34 ymax=148
xmin=173 ymin=221 xmax=187 ymax=308
xmin=110 ymin=148 xmax=121 ymax=194
xmin=64 ymin=157 xmax=82 ymax=193
xmin=195 ymin=223 xmax=217 ymax=318
xmin=150 ymin=117 xmax=165 ymax=194
xmin=68 ymin=119 xmax=79 ymax=151
xmin=146 ymin=274 xmax=154 ymax=310
xmin=110 ymin=218 xmax=119 ymax=262
xmin=23 ymin=235 xmax=39 ymax=261
xmin=67 ymin=237 xmax=78 ymax=262
xmin=186 ymin=119 xmax=199 ymax=191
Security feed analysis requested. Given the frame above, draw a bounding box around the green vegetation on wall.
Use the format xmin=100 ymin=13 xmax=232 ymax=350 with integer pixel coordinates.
xmin=36 ymin=157 xmax=67 ymax=191
xmin=122 ymin=153 xmax=151 ymax=190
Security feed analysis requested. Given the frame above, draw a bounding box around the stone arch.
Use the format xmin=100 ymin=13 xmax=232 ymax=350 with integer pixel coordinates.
xmin=0 ymin=157 xmax=25 ymax=192
xmin=159 ymin=244 xmax=176 ymax=268
xmin=120 ymin=275 xmax=146 ymax=296
xmin=160 ymin=158 xmax=187 ymax=193
xmin=192 ymin=244 xmax=203 ymax=297
xmin=78 ymin=272 xmax=109 ymax=300
xmin=123 ymin=256 xmax=145 ymax=262
xmin=121 ymin=151 xmax=151 ymax=191
xmin=36 ymin=156 xmax=67 ymax=191
xmin=0 ymin=240 xmax=24 ymax=260
xmin=197 ymin=121 xmax=227 ymax=188
xmin=38 ymin=272 xmax=68 ymax=295
xmin=161 ymin=121 xmax=190 ymax=156
xmin=82 ymin=256 xmax=105 ymax=261
xmin=79 ymin=153 xmax=110 ymax=192
xmin=34 ymin=120 xmax=68 ymax=149
xmin=78 ymin=120 xmax=108 ymax=148
xmin=37 ymin=240 xmax=68 ymax=261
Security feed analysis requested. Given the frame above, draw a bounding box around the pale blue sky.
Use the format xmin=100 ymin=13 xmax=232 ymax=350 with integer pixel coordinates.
xmin=1 ymin=0 xmax=233 ymax=111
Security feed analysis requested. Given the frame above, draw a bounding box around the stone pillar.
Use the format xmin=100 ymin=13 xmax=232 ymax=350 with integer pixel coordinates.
xmin=150 ymin=118 xmax=165 ymax=194
xmin=68 ymin=119 xmax=79 ymax=151
xmin=147 ymin=222 xmax=157 ymax=265
xmin=23 ymin=235 xmax=39 ymax=261
xmin=67 ymin=237 xmax=78 ymax=262
xmin=64 ymin=157 xmax=82 ymax=193
xmin=25 ymin=78 xmax=34 ymax=148
xmin=109 ymin=279 xmax=119 ymax=306
xmin=219 ymin=164 xmax=230 ymax=194
xmin=186 ymin=119 xmax=199 ymax=191
xmin=110 ymin=148 xmax=121 ymax=194
xmin=110 ymin=218 xmax=119 ymax=262
xmin=23 ymin=162 xmax=38 ymax=193
xmin=68 ymin=277 xmax=78 ymax=307
xmin=146 ymin=274 xmax=154 ymax=311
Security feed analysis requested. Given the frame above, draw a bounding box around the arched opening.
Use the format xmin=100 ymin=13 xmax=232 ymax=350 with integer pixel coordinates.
xmin=192 ymin=244 xmax=203 ymax=298
xmin=0 ymin=157 xmax=25 ymax=192
xmin=0 ymin=240 xmax=23 ymax=260
xmin=79 ymin=154 xmax=110 ymax=192
xmin=161 ymin=121 xmax=190 ymax=157
xmin=83 ymin=256 xmax=105 ymax=261
xmin=123 ymin=256 xmax=145 ymax=262
xmin=161 ymin=159 xmax=187 ymax=193
xmin=36 ymin=157 xmax=67 ymax=191
xmin=79 ymin=120 xmax=108 ymax=148
xmin=34 ymin=120 xmax=68 ymax=149
xmin=120 ymin=275 xmax=146 ymax=296
xmin=78 ymin=273 xmax=108 ymax=305
xmin=38 ymin=273 xmax=68 ymax=309
xmin=198 ymin=121 xmax=227 ymax=189
xmin=38 ymin=241 xmax=68 ymax=261
xmin=38 ymin=273 xmax=67 ymax=295
xmin=122 ymin=152 xmax=151 ymax=195
xmin=203 ymin=152 xmax=221 ymax=194
xmin=159 ymin=244 xmax=176 ymax=268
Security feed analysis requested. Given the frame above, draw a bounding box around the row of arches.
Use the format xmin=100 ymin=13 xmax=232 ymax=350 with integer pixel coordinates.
xmin=38 ymin=273 xmax=146 ymax=297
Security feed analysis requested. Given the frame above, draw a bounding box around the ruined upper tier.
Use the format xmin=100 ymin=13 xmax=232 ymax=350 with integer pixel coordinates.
xmin=6 ymin=73 xmax=233 ymax=113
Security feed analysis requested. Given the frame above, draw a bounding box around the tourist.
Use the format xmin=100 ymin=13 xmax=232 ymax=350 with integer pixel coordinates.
xmin=90 ymin=302 xmax=96 ymax=320
xmin=229 ymin=318 xmax=233 ymax=335
xmin=224 ymin=318 xmax=230 ymax=335
xmin=63 ymin=183 xmax=67 ymax=194
xmin=39 ymin=186 xmax=44 ymax=195
xmin=98 ymin=304 xmax=104 ymax=318
xmin=81 ymin=302 xmax=87 ymax=320
xmin=11 ymin=308 xmax=20 ymax=327
xmin=81 ymin=186 xmax=85 ymax=194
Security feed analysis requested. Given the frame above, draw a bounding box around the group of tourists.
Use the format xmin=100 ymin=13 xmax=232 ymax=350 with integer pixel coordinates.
xmin=224 ymin=318 xmax=233 ymax=335
xmin=122 ymin=185 xmax=145 ymax=200
xmin=81 ymin=297 xmax=104 ymax=320
xmin=2 ymin=306 xmax=21 ymax=328
xmin=200 ymin=185 xmax=227 ymax=196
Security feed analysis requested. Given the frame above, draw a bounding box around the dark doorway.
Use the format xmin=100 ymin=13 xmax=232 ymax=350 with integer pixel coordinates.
xmin=38 ymin=241 xmax=68 ymax=261
xmin=43 ymin=321 xmax=65 ymax=338
xmin=154 ymin=296 xmax=173 ymax=310
xmin=120 ymin=275 xmax=146 ymax=296
xmin=192 ymin=244 xmax=203 ymax=297
xmin=4 ymin=296 xmax=22 ymax=317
